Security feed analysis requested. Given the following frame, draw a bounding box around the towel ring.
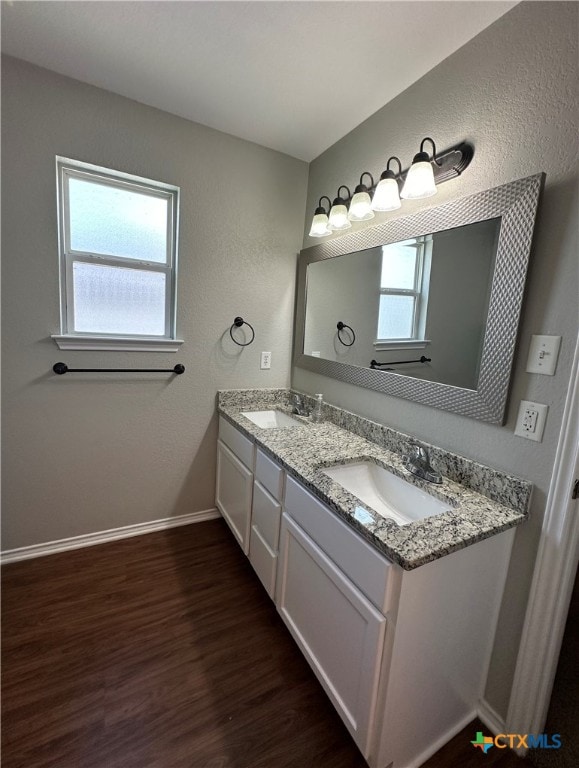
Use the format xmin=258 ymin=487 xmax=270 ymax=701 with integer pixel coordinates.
xmin=230 ymin=316 xmax=255 ymax=347
xmin=336 ymin=321 xmax=356 ymax=347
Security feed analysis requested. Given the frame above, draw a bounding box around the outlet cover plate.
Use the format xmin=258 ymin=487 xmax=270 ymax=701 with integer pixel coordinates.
xmin=515 ymin=400 xmax=548 ymax=442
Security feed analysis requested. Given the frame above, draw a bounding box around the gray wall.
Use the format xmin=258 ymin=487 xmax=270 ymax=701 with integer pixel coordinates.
xmin=423 ymin=219 xmax=498 ymax=389
xmin=303 ymin=246 xmax=381 ymax=364
xmin=1 ymin=55 xmax=308 ymax=550
xmin=294 ymin=1 xmax=578 ymax=718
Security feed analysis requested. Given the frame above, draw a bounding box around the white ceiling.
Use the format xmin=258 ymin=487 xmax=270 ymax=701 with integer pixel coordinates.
xmin=1 ymin=1 xmax=517 ymax=161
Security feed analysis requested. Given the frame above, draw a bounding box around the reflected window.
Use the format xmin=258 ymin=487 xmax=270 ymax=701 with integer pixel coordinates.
xmin=377 ymin=237 xmax=431 ymax=343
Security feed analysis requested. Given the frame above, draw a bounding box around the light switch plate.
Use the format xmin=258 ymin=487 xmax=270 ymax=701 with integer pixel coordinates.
xmin=526 ymin=335 xmax=561 ymax=375
xmin=515 ymin=400 xmax=548 ymax=442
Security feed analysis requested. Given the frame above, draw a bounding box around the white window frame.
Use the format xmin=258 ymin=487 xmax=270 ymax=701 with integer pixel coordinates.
xmin=374 ymin=236 xmax=432 ymax=351
xmin=52 ymin=157 xmax=183 ymax=351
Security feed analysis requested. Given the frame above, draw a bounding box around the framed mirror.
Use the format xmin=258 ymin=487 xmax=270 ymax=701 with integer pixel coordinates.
xmin=294 ymin=174 xmax=544 ymax=424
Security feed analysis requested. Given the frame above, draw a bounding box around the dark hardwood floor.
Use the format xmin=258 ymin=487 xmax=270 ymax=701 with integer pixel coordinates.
xmin=2 ymin=520 xmax=530 ymax=768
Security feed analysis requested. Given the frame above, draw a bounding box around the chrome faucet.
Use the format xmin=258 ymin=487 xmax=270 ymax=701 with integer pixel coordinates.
xmin=291 ymin=393 xmax=310 ymax=417
xmin=403 ymin=445 xmax=442 ymax=484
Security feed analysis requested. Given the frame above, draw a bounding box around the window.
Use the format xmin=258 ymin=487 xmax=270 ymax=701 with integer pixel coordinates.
xmin=376 ymin=236 xmax=431 ymax=348
xmin=53 ymin=157 xmax=181 ymax=351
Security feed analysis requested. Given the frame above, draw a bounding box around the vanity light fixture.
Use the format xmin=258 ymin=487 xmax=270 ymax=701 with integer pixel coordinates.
xmin=348 ymin=173 xmax=375 ymax=221
xmin=328 ymin=186 xmax=352 ymax=231
xmin=371 ymin=156 xmax=402 ymax=212
xmin=308 ymin=137 xmax=473 ymax=238
xmin=308 ymin=196 xmax=333 ymax=238
xmin=400 ymin=137 xmax=441 ymax=200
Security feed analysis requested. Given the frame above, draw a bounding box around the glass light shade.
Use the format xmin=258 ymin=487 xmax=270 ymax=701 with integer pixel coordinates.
xmin=348 ymin=191 xmax=375 ymax=221
xmin=400 ymin=160 xmax=437 ymax=199
xmin=371 ymin=178 xmax=402 ymax=211
xmin=309 ymin=212 xmax=331 ymax=237
xmin=328 ymin=204 xmax=351 ymax=231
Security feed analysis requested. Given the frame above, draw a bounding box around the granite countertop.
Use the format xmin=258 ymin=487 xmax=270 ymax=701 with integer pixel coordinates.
xmin=217 ymin=390 xmax=531 ymax=571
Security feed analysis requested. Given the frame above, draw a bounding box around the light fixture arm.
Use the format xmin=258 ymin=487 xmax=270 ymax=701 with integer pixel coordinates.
xmin=357 ymin=172 xmax=374 ymax=192
xmin=419 ymin=137 xmax=443 ymax=167
xmin=316 ymin=195 xmax=332 ymax=214
xmin=386 ymin=156 xmax=402 ymax=177
xmin=336 ymin=185 xmax=351 ymax=202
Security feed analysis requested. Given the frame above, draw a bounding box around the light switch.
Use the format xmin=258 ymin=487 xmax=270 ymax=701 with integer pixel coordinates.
xmin=526 ymin=335 xmax=561 ymax=375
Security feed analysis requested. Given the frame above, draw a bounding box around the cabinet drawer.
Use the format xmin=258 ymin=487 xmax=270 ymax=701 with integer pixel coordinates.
xmin=255 ymin=448 xmax=284 ymax=501
xmin=219 ymin=416 xmax=255 ymax=470
xmin=252 ymin=480 xmax=282 ymax=551
xmin=284 ymin=475 xmax=393 ymax=613
xmin=249 ymin=525 xmax=277 ymax=599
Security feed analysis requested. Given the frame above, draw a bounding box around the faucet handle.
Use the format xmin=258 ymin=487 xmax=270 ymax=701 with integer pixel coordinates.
xmin=291 ymin=393 xmax=307 ymax=415
xmin=408 ymin=444 xmax=429 ymax=464
xmin=403 ymin=444 xmax=442 ymax=484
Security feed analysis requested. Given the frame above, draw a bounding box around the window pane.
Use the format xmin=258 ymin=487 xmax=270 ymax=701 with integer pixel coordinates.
xmin=381 ymin=242 xmax=417 ymax=289
xmin=68 ymin=177 xmax=169 ymax=263
xmin=377 ymin=295 xmax=415 ymax=339
xmin=73 ymin=262 xmax=166 ymax=336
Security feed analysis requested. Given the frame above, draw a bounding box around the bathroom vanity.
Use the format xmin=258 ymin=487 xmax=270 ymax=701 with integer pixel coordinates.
xmin=215 ymin=389 xmax=531 ymax=768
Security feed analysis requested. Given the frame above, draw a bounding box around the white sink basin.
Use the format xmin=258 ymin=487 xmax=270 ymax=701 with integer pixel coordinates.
xmin=322 ymin=461 xmax=450 ymax=526
xmin=241 ymin=410 xmax=302 ymax=429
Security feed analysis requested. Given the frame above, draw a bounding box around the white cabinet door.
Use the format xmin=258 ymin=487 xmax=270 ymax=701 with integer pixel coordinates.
xmin=216 ymin=440 xmax=253 ymax=554
xmin=276 ymin=513 xmax=387 ymax=758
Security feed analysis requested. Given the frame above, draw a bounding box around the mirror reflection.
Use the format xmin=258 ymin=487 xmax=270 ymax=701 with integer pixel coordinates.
xmin=303 ymin=218 xmax=501 ymax=390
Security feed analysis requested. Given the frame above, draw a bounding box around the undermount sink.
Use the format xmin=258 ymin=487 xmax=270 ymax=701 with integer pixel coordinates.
xmin=322 ymin=461 xmax=450 ymax=526
xmin=241 ymin=410 xmax=302 ymax=429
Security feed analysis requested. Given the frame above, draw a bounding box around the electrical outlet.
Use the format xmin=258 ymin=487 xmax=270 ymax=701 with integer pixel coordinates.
xmin=515 ymin=400 xmax=548 ymax=442
xmin=311 ymin=351 xmax=321 ymax=358
xmin=260 ymin=351 xmax=271 ymax=370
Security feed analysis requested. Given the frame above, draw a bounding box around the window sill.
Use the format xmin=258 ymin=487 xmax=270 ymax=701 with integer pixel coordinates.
xmin=51 ymin=335 xmax=184 ymax=352
xmin=373 ymin=339 xmax=431 ymax=351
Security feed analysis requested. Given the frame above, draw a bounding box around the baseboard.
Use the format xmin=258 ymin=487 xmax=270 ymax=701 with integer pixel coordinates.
xmin=1 ymin=508 xmax=221 ymax=564
xmin=410 ymin=710 xmax=477 ymax=767
xmin=478 ymin=698 xmax=506 ymax=736
xmin=409 ymin=701 xmax=504 ymax=766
